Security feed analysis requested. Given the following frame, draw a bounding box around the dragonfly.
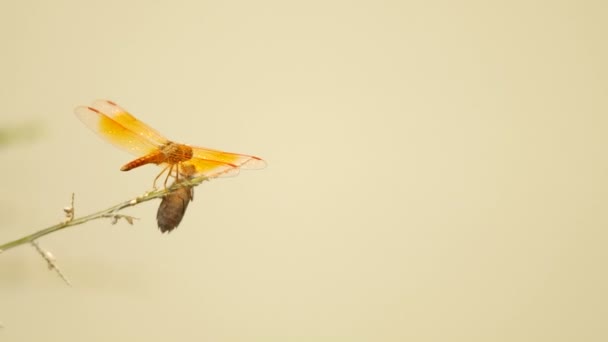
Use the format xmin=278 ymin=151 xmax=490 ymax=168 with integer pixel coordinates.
xmin=75 ymin=100 xmax=266 ymax=187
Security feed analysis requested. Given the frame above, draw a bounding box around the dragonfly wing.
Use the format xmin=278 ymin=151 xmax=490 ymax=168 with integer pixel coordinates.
xmin=90 ymin=100 xmax=169 ymax=146
xmin=75 ymin=105 xmax=159 ymax=157
xmin=180 ymin=158 xmax=242 ymax=178
xmin=190 ymin=146 xmax=267 ymax=170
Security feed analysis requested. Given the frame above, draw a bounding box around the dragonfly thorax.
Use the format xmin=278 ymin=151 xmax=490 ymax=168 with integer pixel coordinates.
xmin=161 ymin=142 xmax=193 ymax=163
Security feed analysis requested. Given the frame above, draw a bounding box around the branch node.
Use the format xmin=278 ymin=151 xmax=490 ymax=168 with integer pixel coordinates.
xmin=105 ymin=214 xmax=138 ymax=225
xmin=62 ymin=193 xmax=75 ymax=223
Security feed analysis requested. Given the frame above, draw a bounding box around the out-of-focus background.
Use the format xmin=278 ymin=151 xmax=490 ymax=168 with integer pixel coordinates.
xmin=1 ymin=1 xmax=607 ymax=341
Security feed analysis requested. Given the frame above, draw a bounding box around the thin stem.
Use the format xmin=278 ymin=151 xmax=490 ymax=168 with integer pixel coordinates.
xmin=0 ymin=175 xmax=207 ymax=253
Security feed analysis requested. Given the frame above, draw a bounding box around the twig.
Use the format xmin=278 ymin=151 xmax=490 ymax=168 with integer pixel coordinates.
xmin=30 ymin=240 xmax=71 ymax=286
xmin=0 ymin=175 xmax=208 ymax=253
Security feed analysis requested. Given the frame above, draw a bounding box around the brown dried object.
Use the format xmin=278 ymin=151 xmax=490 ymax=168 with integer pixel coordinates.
xmin=157 ymin=183 xmax=194 ymax=233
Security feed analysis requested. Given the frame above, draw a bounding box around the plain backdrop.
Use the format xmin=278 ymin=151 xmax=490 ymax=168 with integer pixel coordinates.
xmin=1 ymin=1 xmax=607 ymax=341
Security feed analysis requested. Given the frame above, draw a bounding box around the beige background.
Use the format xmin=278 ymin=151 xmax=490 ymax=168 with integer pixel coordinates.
xmin=1 ymin=0 xmax=607 ymax=341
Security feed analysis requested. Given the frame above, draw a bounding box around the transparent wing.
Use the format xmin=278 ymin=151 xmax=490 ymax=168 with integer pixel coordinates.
xmin=90 ymin=99 xmax=169 ymax=147
xmin=180 ymin=158 xmax=242 ymax=178
xmin=74 ymin=105 xmax=159 ymax=157
xmin=190 ymin=146 xmax=267 ymax=170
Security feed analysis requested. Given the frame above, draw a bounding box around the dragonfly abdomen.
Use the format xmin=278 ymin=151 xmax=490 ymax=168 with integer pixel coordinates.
xmin=120 ymin=143 xmax=193 ymax=171
xmin=121 ymin=150 xmax=165 ymax=171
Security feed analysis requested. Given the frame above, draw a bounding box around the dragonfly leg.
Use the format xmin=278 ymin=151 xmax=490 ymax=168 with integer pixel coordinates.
xmin=175 ymin=163 xmax=181 ymax=183
xmin=153 ymin=165 xmax=170 ymax=189
xmin=163 ymin=164 xmax=175 ymax=189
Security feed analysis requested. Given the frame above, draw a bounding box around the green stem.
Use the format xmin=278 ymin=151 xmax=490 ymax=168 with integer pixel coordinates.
xmin=0 ymin=176 xmax=207 ymax=253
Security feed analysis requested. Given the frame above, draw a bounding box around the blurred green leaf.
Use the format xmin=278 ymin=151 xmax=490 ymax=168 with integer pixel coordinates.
xmin=0 ymin=122 xmax=44 ymax=147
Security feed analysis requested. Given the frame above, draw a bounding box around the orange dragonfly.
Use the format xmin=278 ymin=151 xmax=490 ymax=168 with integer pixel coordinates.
xmin=75 ymin=100 xmax=265 ymax=186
